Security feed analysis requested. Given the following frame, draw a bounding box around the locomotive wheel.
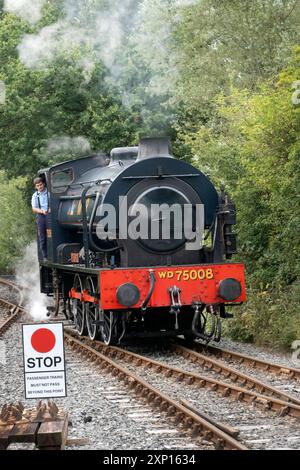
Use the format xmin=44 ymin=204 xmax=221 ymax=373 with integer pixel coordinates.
xmin=85 ymin=277 xmax=100 ymax=340
xmin=100 ymin=311 xmax=119 ymax=346
xmin=71 ymin=274 xmax=87 ymax=336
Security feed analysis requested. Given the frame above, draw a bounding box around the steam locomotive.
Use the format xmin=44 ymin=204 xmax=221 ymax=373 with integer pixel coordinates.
xmin=38 ymin=137 xmax=246 ymax=344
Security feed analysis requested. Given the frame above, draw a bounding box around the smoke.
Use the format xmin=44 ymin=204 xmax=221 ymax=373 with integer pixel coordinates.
xmin=10 ymin=0 xmax=200 ymax=123
xmin=46 ymin=136 xmax=92 ymax=158
xmin=3 ymin=0 xmax=46 ymax=25
xmin=132 ymin=1 xmax=177 ymax=98
xmin=17 ymin=0 xmax=139 ymax=80
xmin=15 ymin=243 xmax=51 ymax=321
xmin=175 ymin=0 xmax=198 ymax=5
xmin=16 ymin=1 xmax=197 ymax=83
xmin=78 ymin=57 xmax=96 ymax=84
xmin=131 ymin=0 xmax=199 ymax=99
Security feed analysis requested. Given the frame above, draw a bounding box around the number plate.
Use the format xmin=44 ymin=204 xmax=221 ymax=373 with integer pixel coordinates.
xmin=157 ymin=268 xmax=214 ymax=281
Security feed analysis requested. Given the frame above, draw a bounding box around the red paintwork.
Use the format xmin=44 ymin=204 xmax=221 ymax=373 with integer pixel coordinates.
xmin=70 ymin=287 xmax=82 ymax=300
xmin=98 ymin=263 xmax=246 ymax=310
xmin=69 ymin=287 xmax=99 ymax=304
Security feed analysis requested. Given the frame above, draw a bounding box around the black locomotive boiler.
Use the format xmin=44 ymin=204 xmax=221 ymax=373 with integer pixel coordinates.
xmin=38 ymin=137 xmax=246 ymax=344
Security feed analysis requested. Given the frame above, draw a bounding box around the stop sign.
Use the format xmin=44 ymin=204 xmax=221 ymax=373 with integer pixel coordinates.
xmin=22 ymin=322 xmax=67 ymax=399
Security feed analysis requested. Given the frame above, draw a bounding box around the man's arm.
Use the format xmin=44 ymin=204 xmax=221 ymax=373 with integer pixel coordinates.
xmin=31 ymin=193 xmax=47 ymax=215
xmin=32 ymin=207 xmax=47 ymax=215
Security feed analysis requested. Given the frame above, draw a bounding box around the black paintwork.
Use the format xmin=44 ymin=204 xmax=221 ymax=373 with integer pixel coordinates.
xmin=37 ymin=138 xmax=237 ymax=294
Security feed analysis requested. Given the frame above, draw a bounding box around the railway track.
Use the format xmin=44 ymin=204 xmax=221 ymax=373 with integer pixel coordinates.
xmin=0 ymin=278 xmax=246 ymax=450
xmin=63 ymin=330 xmax=300 ymax=449
xmin=3 ymin=277 xmax=299 ymax=385
xmin=171 ymin=342 xmax=300 ymax=406
xmin=190 ymin=342 xmax=300 ymax=382
xmin=0 ymin=279 xmax=24 ymax=335
xmin=64 ymin=332 xmax=246 ymax=450
xmin=65 ymin=329 xmax=300 ymax=420
xmin=1 ymin=277 xmax=300 ymax=449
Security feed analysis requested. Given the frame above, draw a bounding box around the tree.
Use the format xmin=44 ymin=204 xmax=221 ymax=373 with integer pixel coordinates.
xmin=174 ymin=0 xmax=300 ymax=113
xmin=0 ymin=6 xmax=142 ymax=181
xmin=186 ymin=47 xmax=300 ymax=346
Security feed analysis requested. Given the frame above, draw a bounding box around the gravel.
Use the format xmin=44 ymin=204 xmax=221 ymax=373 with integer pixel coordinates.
xmin=218 ymin=337 xmax=300 ymax=370
xmin=0 ymin=282 xmax=21 ymax=306
xmin=2 ymin=284 xmax=300 ymax=450
xmin=122 ymin=343 xmax=300 ymax=404
xmin=111 ymin=352 xmax=300 ymax=450
xmin=0 ymin=318 xmax=207 ymax=451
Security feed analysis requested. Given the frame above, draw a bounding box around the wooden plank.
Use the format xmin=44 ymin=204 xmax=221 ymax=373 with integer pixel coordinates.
xmin=37 ymin=416 xmax=68 ymax=449
xmin=9 ymin=422 xmax=39 ymax=443
xmin=29 ymin=411 xmax=66 ymax=423
xmin=0 ymin=425 xmax=14 ymax=450
xmin=0 ymin=420 xmax=30 ymax=427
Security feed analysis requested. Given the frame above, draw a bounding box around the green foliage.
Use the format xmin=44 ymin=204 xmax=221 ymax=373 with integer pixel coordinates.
xmin=228 ymin=283 xmax=300 ymax=348
xmin=0 ymin=171 xmax=34 ymax=272
xmin=0 ymin=8 xmax=142 ymax=181
xmin=0 ymin=52 xmax=139 ymax=179
xmin=184 ymin=47 xmax=300 ymax=347
xmin=174 ymin=0 xmax=300 ymax=113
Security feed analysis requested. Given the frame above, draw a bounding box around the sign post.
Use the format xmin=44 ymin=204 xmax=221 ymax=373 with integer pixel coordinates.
xmin=22 ymin=323 xmax=67 ymax=399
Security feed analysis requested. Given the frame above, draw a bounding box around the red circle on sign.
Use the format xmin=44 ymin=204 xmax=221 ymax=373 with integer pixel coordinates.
xmin=31 ymin=328 xmax=56 ymax=353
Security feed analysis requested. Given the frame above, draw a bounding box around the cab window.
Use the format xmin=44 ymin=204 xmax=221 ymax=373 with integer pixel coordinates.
xmin=51 ymin=169 xmax=74 ymax=193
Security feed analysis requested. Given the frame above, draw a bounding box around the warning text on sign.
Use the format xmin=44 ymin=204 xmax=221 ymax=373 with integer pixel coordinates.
xmin=25 ymin=371 xmax=66 ymax=398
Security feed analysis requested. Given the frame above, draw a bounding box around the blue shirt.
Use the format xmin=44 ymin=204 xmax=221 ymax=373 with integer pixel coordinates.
xmin=31 ymin=189 xmax=49 ymax=212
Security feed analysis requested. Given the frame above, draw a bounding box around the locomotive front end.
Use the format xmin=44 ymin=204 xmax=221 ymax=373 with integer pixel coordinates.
xmin=40 ymin=137 xmax=246 ymax=344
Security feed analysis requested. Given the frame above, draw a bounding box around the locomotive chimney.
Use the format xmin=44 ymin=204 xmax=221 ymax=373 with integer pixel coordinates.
xmin=137 ymin=137 xmax=173 ymax=160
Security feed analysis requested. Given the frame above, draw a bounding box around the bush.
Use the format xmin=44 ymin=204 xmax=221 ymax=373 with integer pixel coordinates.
xmin=0 ymin=171 xmax=34 ymax=272
xmin=182 ymin=48 xmax=300 ymax=349
xmin=228 ymin=283 xmax=300 ymax=348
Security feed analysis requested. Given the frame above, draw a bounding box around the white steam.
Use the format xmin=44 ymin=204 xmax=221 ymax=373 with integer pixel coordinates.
xmin=175 ymin=0 xmax=198 ymax=5
xmin=131 ymin=0 xmax=199 ymax=99
xmin=46 ymin=136 xmax=92 ymax=157
xmin=9 ymin=0 xmax=200 ymax=114
xmin=3 ymin=0 xmax=46 ymax=25
xmin=15 ymin=243 xmax=51 ymax=321
xmin=17 ymin=0 xmax=138 ymax=80
xmin=133 ymin=1 xmax=177 ymax=98
xmin=15 ymin=0 xmax=197 ymax=83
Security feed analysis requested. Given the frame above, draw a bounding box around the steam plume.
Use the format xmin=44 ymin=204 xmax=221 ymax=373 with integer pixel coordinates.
xmin=3 ymin=0 xmax=46 ymax=25
xmin=46 ymin=136 xmax=92 ymax=159
xmin=17 ymin=0 xmax=139 ymax=80
xmin=15 ymin=243 xmax=51 ymax=321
